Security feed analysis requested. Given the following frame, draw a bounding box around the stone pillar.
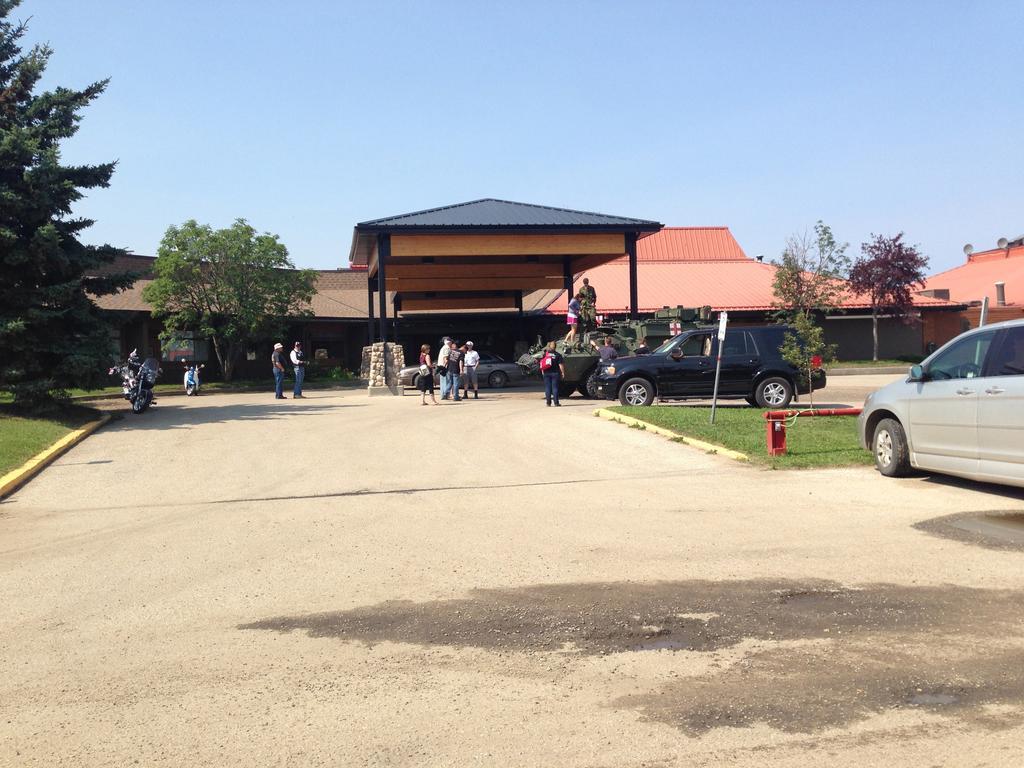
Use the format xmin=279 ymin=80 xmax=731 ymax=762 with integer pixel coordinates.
xmin=362 ymin=342 xmax=405 ymax=396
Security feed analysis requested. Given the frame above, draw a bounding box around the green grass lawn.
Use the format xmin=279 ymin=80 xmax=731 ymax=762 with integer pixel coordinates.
xmin=608 ymin=405 xmax=872 ymax=469
xmin=0 ymin=405 xmax=102 ymax=476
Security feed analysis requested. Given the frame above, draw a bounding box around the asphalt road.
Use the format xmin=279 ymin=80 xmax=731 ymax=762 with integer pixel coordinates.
xmin=2 ymin=381 xmax=1024 ymax=767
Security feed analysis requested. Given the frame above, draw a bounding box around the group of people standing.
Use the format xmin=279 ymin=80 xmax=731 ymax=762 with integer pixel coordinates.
xmin=416 ymin=337 xmax=481 ymax=405
xmin=271 ymin=341 xmax=307 ymax=399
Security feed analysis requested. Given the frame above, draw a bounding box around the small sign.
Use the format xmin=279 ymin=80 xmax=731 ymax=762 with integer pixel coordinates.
xmin=710 ymin=312 xmax=729 ymax=424
xmin=669 ymin=321 xmax=682 ymax=336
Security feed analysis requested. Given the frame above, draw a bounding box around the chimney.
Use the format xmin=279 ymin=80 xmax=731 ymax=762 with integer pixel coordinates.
xmin=995 ymin=282 xmax=1006 ymax=306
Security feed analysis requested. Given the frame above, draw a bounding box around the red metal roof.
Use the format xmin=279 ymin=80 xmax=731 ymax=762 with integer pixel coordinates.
xmin=632 ymin=227 xmax=748 ymax=262
xmin=923 ymin=244 xmax=1024 ymax=306
xmin=543 ymin=226 xmax=960 ymax=314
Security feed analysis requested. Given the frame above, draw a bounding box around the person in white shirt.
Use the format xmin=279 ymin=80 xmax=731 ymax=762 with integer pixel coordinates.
xmin=438 ymin=336 xmax=452 ymax=400
xmin=289 ymin=341 xmax=307 ymax=398
xmin=462 ymin=341 xmax=481 ymax=399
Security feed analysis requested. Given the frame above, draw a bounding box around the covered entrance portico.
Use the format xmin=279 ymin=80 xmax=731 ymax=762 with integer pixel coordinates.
xmin=348 ymin=199 xmax=663 ymax=345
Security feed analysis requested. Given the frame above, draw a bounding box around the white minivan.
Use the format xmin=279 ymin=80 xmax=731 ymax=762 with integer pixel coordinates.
xmin=858 ymin=319 xmax=1024 ymax=488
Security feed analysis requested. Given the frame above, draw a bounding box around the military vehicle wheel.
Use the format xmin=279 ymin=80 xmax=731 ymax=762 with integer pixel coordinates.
xmin=558 ymin=381 xmax=576 ymax=399
xmin=581 ymin=368 xmax=600 ymax=398
xmin=619 ymin=377 xmax=655 ymax=407
xmin=487 ymin=370 xmax=508 ymax=388
xmin=755 ymin=377 xmax=793 ymax=408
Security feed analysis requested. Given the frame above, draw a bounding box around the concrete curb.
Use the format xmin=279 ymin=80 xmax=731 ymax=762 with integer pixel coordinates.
xmin=827 ymin=366 xmax=909 ymax=376
xmin=593 ymin=408 xmax=749 ymax=462
xmin=0 ymin=412 xmax=112 ymax=500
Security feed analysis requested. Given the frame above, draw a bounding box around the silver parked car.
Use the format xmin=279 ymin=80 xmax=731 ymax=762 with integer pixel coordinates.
xmin=858 ymin=319 xmax=1024 ymax=488
xmin=398 ymin=351 xmax=524 ymax=389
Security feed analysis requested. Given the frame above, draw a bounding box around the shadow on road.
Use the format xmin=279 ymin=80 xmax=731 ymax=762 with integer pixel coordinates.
xmin=918 ymin=472 xmax=1024 ymax=501
xmin=105 ymin=400 xmax=365 ymax=431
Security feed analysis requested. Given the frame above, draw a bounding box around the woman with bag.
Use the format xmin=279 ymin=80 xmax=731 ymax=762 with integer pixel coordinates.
xmin=540 ymin=340 xmax=566 ymax=407
xmin=418 ymin=344 xmax=439 ymax=405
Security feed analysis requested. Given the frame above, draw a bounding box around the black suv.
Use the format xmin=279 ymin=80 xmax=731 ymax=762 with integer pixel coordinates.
xmin=593 ymin=325 xmax=826 ymax=407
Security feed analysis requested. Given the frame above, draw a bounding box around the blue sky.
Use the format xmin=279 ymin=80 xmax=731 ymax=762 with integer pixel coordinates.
xmin=25 ymin=0 xmax=1024 ymax=273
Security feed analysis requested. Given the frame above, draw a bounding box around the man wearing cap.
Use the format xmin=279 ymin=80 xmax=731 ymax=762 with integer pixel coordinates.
xmin=290 ymin=341 xmax=307 ymax=398
xmin=271 ymin=343 xmax=287 ymax=399
xmin=445 ymin=339 xmax=463 ymax=402
xmin=462 ymin=340 xmax=480 ymax=399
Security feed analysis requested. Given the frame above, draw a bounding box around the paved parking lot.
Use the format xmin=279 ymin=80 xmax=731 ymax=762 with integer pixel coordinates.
xmin=2 ymin=383 xmax=1023 ymax=766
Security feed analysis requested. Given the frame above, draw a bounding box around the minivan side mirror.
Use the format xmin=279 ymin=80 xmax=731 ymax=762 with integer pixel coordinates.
xmin=908 ymin=364 xmax=925 ymax=382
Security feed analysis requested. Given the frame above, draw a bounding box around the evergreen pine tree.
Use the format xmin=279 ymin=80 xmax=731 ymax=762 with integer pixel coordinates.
xmin=0 ymin=1 xmax=134 ymax=408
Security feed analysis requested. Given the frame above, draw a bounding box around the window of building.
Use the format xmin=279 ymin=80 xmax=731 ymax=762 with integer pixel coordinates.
xmin=162 ymin=332 xmax=210 ymax=363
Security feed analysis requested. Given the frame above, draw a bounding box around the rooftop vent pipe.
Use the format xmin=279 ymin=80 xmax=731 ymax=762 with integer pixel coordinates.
xmin=995 ymin=282 xmax=1006 ymax=307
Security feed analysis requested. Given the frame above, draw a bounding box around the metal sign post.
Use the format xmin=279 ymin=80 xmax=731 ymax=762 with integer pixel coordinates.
xmin=710 ymin=312 xmax=728 ymax=424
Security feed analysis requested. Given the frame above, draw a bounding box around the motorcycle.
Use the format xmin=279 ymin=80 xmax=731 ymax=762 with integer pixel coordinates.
xmin=183 ymin=362 xmax=205 ymax=396
xmin=109 ymin=349 xmax=162 ymax=414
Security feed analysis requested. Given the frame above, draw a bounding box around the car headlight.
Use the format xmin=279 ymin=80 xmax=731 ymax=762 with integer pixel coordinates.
xmin=605 ymin=365 xmax=616 ymax=376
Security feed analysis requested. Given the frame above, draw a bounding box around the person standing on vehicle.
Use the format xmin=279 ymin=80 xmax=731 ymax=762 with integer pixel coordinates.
xmin=564 ymin=293 xmax=582 ymax=347
xmin=462 ymin=341 xmax=480 ymax=399
xmin=290 ymin=341 xmax=307 ymax=398
xmin=578 ymin=278 xmax=597 ymax=331
xmin=438 ymin=336 xmax=452 ymax=400
xmin=418 ymin=344 xmax=438 ymax=405
xmin=446 ymin=339 xmax=464 ymax=402
xmin=540 ymin=340 xmax=566 ymax=407
xmin=272 ymin=343 xmax=287 ymax=399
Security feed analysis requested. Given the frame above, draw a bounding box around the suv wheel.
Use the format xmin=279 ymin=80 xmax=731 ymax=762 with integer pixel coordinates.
xmin=755 ymin=377 xmax=793 ymax=408
xmin=873 ymin=418 xmax=911 ymax=477
xmin=619 ymin=378 xmax=655 ymax=407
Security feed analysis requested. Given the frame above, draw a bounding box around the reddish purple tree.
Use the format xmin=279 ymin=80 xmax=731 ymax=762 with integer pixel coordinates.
xmin=849 ymin=233 xmax=929 ymax=361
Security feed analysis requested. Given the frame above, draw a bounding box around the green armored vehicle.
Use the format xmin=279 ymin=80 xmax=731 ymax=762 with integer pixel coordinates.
xmin=517 ymin=306 xmax=710 ymax=398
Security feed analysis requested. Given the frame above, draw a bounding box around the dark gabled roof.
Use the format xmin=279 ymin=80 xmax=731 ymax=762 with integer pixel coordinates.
xmin=355 ymin=198 xmax=662 ymax=231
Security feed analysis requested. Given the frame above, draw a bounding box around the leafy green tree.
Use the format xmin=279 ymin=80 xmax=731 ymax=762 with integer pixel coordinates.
xmin=0 ymin=2 xmax=134 ymax=408
xmin=779 ymin=311 xmax=836 ymax=407
xmin=772 ymin=221 xmax=850 ymax=319
xmin=849 ymin=232 xmax=929 ymax=361
xmin=143 ymin=219 xmax=315 ymax=381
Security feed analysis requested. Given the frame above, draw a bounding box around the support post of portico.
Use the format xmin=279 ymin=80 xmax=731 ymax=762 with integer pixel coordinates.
xmin=627 ymin=232 xmax=639 ymax=319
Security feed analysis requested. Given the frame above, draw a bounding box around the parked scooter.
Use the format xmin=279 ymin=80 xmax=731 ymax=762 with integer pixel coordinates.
xmin=183 ymin=361 xmax=205 ymax=396
xmin=109 ymin=349 xmax=162 ymax=414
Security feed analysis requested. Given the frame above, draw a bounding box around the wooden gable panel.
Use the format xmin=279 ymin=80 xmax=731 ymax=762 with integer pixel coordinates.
xmin=400 ymin=296 xmax=518 ymax=312
xmin=386 ymin=276 xmax=564 ymax=292
xmin=386 ymin=262 xmax=563 ymax=279
xmin=391 ymin=233 xmax=625 ymax=257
